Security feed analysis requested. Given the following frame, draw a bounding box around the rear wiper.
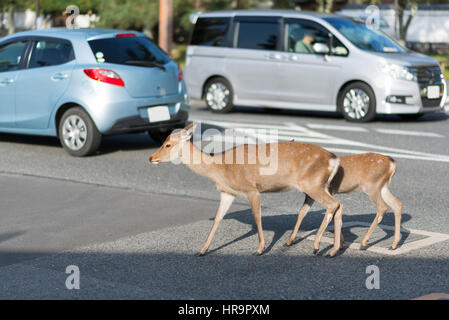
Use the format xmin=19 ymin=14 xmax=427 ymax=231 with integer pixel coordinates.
xmin=125 ymin=60 xmax=166 ymax=71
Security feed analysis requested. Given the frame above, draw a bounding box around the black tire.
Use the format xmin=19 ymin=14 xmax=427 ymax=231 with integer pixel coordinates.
xmin=58 ymin=107 xmax=102 ymax=157
xmin=338 ymin=82 xmax=376 ymax=122
xmin=204 ymin=77 xmax=234 ymax=113
xmin=398 ymin=113 xmax=425 ymax=120
xmin=148 ymin=124 xmax=185 ymax=145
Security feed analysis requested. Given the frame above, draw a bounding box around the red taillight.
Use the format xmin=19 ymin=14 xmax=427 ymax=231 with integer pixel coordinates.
xmin=83 ymin=68 xmax=125 ymax=87
xmin=177 ymin=64 xmax=183 ymax=82
xmin=115 ymin=33 xmax=136 ymax=38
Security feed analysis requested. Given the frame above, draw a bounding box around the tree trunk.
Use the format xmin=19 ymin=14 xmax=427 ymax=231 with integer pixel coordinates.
xmin=324 ymin=0 xmax=333 ymax=13
xmin=316 ymin=0 xmax=324 ymax=12
xmin=7 ymin=5 xmax=15 ymax=35
xmin=159 ymin=0 xmax=173 ymax=55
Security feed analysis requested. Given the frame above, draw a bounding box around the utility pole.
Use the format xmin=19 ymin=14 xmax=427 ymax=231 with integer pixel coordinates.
xmin=159 ymin=0 xmax=173 ymax=55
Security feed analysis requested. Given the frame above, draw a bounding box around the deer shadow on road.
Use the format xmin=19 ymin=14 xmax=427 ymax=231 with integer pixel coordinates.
xmin=207 ymin=208 xmax=412 ymax=256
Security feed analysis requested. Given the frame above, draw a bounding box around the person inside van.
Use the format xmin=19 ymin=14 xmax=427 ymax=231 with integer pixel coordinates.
xmin=295 ymin=30 xmax=316 ymax=53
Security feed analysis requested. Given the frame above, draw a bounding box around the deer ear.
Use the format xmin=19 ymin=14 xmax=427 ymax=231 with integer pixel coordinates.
xmin=181 ymin=122 xmax=197 ymax=141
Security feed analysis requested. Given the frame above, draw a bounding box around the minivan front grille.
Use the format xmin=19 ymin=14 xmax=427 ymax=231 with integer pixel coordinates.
xmin=411 ymin=65 xmax=443 ymax=85
xmin=409 ymin=65 xmax=444 ymax=108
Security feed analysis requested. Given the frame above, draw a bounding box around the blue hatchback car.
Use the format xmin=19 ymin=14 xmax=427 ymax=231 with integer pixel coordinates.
xmin=0 ymin=28 xmax=189 ymax=156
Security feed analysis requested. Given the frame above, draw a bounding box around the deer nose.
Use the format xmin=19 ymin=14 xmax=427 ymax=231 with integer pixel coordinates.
xmin=149 ymin=156 xmax=153 ymax=162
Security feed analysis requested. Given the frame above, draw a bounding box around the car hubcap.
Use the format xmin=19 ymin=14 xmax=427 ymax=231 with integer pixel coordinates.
xmin=206 ymin=82 xmax=229 ymax=110
xmin=62 ymin=115 xmax=87 ymax=151
xmin=343 ymin=89 xmax=370 ymax=120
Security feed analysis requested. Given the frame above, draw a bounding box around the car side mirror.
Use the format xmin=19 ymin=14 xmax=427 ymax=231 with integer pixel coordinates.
xmin=312 ymin=43 xmax=330 ymax=55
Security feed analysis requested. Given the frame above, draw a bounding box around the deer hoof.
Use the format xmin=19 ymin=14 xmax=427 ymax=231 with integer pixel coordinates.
xmin=313 ymin=248 xmax=319 ymax=255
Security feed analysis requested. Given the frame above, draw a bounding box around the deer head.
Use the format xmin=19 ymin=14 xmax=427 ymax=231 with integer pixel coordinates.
xmin=149 ymin=122 xmax=197 ymax=164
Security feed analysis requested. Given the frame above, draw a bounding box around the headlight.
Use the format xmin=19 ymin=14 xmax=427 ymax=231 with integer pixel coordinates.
xmin=380 ymin=63 xmax=417 ymax=81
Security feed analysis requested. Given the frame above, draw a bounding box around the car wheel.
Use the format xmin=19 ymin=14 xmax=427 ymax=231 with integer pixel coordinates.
xmin=148 ymin=124 xmax=185 ymax=145
xmin=338 ymin=82 xmax=376 ymax=122
xmin=58 ymin=107 xmax=102 ymax=157
xmin=204 ymin=77 xmax=234 ymax=113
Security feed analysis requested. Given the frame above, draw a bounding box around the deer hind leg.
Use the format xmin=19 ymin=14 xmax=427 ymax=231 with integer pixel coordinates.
xmin=310 ymin=157 xmax=344 ymax=257
xmin=286 ymin=195 xmax=315 ymax=246
xmin=304 ymin=186 xmax=342 ymax=257
xmin=381 ymin=186 xmax=402 ymax=250
xmin=360 ymin=187 xmax=388 ymax=250
xmin=246 ymin=191 xmax=265 ymax=255
xmin=199 ymin=192 xmax=235 ymax=256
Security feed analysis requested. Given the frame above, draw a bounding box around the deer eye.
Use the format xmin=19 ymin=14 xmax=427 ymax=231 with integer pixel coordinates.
xmin=165 ymin=144 xmax=171 ymax=148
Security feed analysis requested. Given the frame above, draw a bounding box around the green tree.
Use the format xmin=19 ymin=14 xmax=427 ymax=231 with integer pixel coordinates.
xmin=1 ymin=0 xmax=31 ymax=34
xmin=36 ymin=0 xmax=100 ymax=15
xmin=395 ymin=0 xmax=419 ymax=43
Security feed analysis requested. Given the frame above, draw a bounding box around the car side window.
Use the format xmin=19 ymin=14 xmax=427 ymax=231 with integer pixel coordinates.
xmin=190 ymin=17 xmax=230 ymax=47
xmin=237 ymin=21 xmax=279 ymax=51
xmin=0 ymin=41 xmax=28 ymax=73
xmin=28 ymin=40 xmax=74 ymax=68
xmin=286 ymin=19 xmax=348 ymax=56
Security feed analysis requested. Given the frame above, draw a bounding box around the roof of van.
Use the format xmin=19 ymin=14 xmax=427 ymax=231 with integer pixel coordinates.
xmin=194 ymin=9 xmax=342 ymax=19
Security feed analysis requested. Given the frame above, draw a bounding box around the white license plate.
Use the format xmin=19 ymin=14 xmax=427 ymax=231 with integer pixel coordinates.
xmin=147 ymin=106 xmax=170 ymax=123
xmin=427 ymin=86 xmax=440 ymax=99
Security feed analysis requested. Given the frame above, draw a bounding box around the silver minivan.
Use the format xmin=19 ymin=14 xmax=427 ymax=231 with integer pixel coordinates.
xmin=184 ymin=10 xmax=447 ymax=122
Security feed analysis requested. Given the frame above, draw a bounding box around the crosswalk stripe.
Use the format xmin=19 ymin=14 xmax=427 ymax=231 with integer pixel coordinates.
xmin=306 ymin=123 xmax=368 ymax=132
xmin=374 ymin=128 xmax=444 ymax=138
xmin=191 ymin=118 xmax=449 ymax=163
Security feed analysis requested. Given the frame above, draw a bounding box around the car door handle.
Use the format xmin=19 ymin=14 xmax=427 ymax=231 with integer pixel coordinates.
xmin=0 ymin=78 xmax=14 ymax=86
xmin=264 ymin=53 xmax=283 ymax=60
xmin=51 ymin=73 xmax=68 ymax=81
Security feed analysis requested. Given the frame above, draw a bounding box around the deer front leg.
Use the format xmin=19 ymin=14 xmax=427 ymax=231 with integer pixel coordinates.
xmin=328 ymin=203 xmax=343 ymax=257
xmin=286 ymin=195 xmax=314 ymax=246
xmin=246 ymin=191 xmax=265 ymax=255
xmin=199 ymin=192 xmax=235 ymax=256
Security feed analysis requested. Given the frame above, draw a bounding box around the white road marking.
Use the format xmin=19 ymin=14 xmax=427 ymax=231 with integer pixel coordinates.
xmin=306 ymin=123 xmax=368 ymax=132
xmin=375 ymin=128 xmax=444 ymax=138
xmin=306 ymin=123 xmax=443 ymax=138
xmin=298 ymin=221 xmax=449 ymax=255
xmin=191 ymin=118 xmax=449 ymax=163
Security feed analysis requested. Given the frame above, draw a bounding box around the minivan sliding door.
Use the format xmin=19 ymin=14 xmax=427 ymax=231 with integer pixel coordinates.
xmin=225 ymin=16 xmax=282 ymax=105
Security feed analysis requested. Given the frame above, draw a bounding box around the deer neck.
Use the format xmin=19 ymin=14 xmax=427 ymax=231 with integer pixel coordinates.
xmin=181 ymin=141 xmax=219 ymax=179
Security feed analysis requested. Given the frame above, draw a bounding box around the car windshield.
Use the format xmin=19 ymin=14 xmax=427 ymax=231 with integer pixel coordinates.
xmin=323 ymin=17 xmax=406 ymax=53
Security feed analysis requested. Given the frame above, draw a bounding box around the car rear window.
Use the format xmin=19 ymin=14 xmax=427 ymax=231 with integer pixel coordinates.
xmin=190 ymin=17 xmax=230 ymax=47
xmin=88 ymin=37 xmax=170 ymax=66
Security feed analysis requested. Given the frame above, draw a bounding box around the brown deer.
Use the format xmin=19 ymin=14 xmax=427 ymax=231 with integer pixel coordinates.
xmin=286 ymin=152 xmax=402 ymax=250
xmin=149 ymin=123 xmax=344 ymax=257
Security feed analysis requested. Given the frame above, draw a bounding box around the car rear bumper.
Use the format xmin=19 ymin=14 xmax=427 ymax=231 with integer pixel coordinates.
xmin=104 ymin=109 xmax=188 ymax=135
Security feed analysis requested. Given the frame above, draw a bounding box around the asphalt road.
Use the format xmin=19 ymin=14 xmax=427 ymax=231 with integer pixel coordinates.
xmin=0 ymin=100 xmax=449 ymax=299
